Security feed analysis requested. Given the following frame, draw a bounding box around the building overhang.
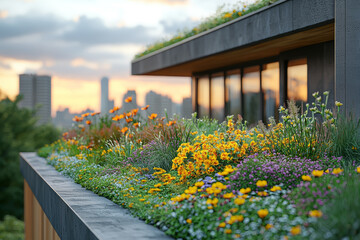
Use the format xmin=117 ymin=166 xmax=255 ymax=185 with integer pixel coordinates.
xmin=131 ymin=0 xmax=334 ymax=77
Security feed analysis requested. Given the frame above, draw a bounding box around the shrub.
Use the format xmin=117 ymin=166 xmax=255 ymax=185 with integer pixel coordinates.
xmin=0 ymin=215 xmax=24 ymax=240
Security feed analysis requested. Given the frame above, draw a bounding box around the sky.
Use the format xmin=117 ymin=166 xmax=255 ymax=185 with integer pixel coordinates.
xmin=0 ymin=0 xmax=248 ymax=116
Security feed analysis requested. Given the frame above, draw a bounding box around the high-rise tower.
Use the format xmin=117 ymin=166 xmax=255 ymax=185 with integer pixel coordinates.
xmin=100 ymin=77 xmax=109 ymax=114
xmin=19 ymin=74 xmax=51 ymax=125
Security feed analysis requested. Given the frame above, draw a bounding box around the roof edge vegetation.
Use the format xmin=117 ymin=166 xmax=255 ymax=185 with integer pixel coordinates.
xmin=133 ymin=0 xmax=281 ymax=61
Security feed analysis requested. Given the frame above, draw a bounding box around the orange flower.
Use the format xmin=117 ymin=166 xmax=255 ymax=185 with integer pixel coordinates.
xmin=141 ymin=105 xmax=149 ymax=110
xmin=81 ymin=113 xmax=90 ymax=118
xmin=112 ymin=115 xmax=122 ymax=121
xmin=125 ymin=97 xmax=132 ymax=103
xmin=148 ymin=113 xmax=158 ymax=120
xmin=133 ymin=122 xmax=139 ymax=128
xmin=126 ymin=112 xmax=132 ymax=117
xmin=91 ymin=112 xmax=100 ymax=116
xmin=86 ymin=120 xmax=91 ymax=125
xmin=120 ymin=127 xmax=128 ymax=133
xmin=109 ymin=109 xmax=115 ymax=113
xmin=72 ymin=116 xmax=83 ymax=122
xmin=110 ymin=107 xmax=120 ymax=113
xmin=126 ymin=118 xmax=133 ymax=123
xmin=166 ymin=120 xmax=176 ymax=126
xmin=131 ymin=108 xmax=139 ymax=116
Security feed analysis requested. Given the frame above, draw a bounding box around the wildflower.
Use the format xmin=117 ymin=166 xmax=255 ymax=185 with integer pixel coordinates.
xmin=335 ymin=101 xmax=343 ymax=107
xmin=225 ymin=229 xmax=232 ymax=234
xmin=257 ymin=191 xmax=268 ymax=197
xmin=223 ymin=193 xmax=235 ymax=199
xmin=125 ymin=97 xmax=132 ymax=103
xmin=195 ymin=181 xmax=204 ymax=187
xmin=218 ymin=222 xmax=226 ymax=228
xmin=148 ymin=113 xmax=158 ymax=120
xmin=309 ymin=210 xmax=323 ymax=218
xmin=234 ymin=198 xmax=245 ymax=205
xmin=240 ymin=188 xmax=251 ymax=194
xmin=154 ymin=204 xmax=159 ymax=208
xmin=186 ymin=219 xmax=192 ymax=224
xmin=290 ymin=225 xmax=301 ymax=235
xmin=91 ymin=112 xmax=100 ymax=116
xmin=257 ymin=209 xmax=269 ymax=218
xmin=141 ymin=105 xmax=149 ymax=110
xmin=332 ymin=168 xmax=343 ymax=175
xmin=139 ymin=199 xmax=145 ymax=202
xmin=129 ymin=203 xmax=133 ymax=208
xmin=81 ymin=113 xmax=89 ymax=117
xmin=302 ymin=175 xmax=312 ymax=181
xmin=126 ymin=118 xmax=133 ymax=123
xmin=166 ymin=120 xmax=176 ymax=126
xmin=120 ymin=127 xmax=128 ymax=134
xmin=154 ymin=183 xmax=162 ymax=188
xmin=265 ymin=224 xmax=273 ymax=230
xmin=86 ymin=120 xmax=91 ymax=125
xmin=312 ymin=170 xmax=324 ymax=177
xmin=270 ymin=186 xmax=282 ymax=192
xmin=191 ymin=131 xmax=198 ymax=135
xmin=133 ymin=122 xmax=139 ymax=128
xmin=256 ymin=180 xmax=267 ymax=188
xmin=72 ymin=116 xmax=83 ymax=122
xmin=357 ymin=166 xmax=360 ymax=173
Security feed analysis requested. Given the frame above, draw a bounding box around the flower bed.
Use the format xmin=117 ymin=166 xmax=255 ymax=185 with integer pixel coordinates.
xmin=39 ymin=92 xmax=360 ymax=239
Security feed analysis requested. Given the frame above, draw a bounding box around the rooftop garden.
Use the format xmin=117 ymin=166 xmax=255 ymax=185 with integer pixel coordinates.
xmin=39 ymin=92 xmax=360 ymax=239
xmin=134 ymin=0 xmax=280 ymax=60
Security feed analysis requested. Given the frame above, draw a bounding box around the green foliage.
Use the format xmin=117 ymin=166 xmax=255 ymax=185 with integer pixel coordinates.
xmin=0 ymin=215 xmax=24 ymax=240
xmin=0 ymin=96 xmax=60 ymax=219
xmin=329 ymin=114 xmax=360 ymax=163
xmin=134 ymin=0 xmax=280 ymax=59
xmin=312 ymin=172 xmax=360 ymax=239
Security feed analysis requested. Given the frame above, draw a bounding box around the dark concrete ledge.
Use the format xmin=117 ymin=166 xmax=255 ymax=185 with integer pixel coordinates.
xmin=131 ymin=0 xmax=334 ymax=76
xmin=20 ymin=152 xmax=172 ymax=240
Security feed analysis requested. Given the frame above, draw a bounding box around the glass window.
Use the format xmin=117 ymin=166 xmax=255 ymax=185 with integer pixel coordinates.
xmin=243 ymin=66 xmax=261 ymax=126
xmin=225 ymin=70 xmax=241 ymax=119
xmin=191 ymin=77 xmax=196 ymax=113
xmin=210 ymin=73 xmax=225 ymax=122
xmin=197 ymin=76 xmax=209 ymax=118
xmin=262 ymin=62 xmax=280 ymax=122
xmin=287 ymin=58 xmax=308 ymax=106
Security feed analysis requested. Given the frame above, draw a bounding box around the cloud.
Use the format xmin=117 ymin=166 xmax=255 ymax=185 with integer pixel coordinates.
xmin=0 ymin=62 xmax=11 ymax=70
xmin=133 ymin=0 xmax=188 ymax=5
xmin=0 ymin=13 xmax=65 ymax=39
xmin=0 ymin=10 xmax=8 ymax=19
xmin=160 ymin=18 xmax=199 ymax=35
xmin=61 ymin=16 xmax=156 ymax=45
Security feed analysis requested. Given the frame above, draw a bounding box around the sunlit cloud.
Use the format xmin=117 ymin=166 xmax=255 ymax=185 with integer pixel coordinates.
xmin=0 ymin=10 xmax=8 ymax=18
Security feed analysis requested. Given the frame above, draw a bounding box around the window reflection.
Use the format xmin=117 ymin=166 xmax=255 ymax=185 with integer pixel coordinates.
xmin=243 ymin=66 xmax=261 ymax=125
xmin=197 ymin=76 xmax=209 ymax=118
xmin=288 ymin=58 xmax=307 ymax=105
xmin=262 ymin=62 xmax=279 ymax=122
xmin=225 ymin=70 xmax=241 ymax=119
xmin=210 ymin=73 xmax=225 ymax=122
xmin=191 ymin=77 xmax=196 ymax=113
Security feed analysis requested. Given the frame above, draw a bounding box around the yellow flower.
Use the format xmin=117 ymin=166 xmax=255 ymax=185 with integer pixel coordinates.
xmin=332 ymin=168 xmax=343 ymax=175
xmin=256 ymin=180 xmax=267 ymax=187
xmin=186 ymin=219 xmax=192 ymax=224
xmin=154 ymin=204 xmax=159 ymax=208
xmin=270 ymin=186 xmax=282 ymax=192
xmin=357 ymin=166 xmax=360 ymax=173
xmin=265 ymin=224 xmax=273 ymax=230
xmin=129 ymin=203 xmax=133 ymax=208
xmin=224 ymin=229 xmax=232 ymax=234
xmin=309 ymin=210 xmax=323 ymax=218
xmin=139 ymin=198 xmax=145 ymax=202
xmin=290 ymin=225 xmax=301 ymax=235
xmin=301 ymin=175 xmax=312 ymax=181
xmin=257 ymin=209 xmax=269 ymax=218
xmin=223 ymin=193 xmax=235 ymax=199
xmin=257 ymin=191 xmax=268 ymax=197
xmin=240 ymin=188 xmax=251 ymax=194
xmin=335 ymin=101 xmax=343 ymax=107
xmin=195 ymin=181 xmax=204 ymax=187
xmin=312 ymin=170 xmax=324 ymax=177
xmin=234 ymin=198 xmax=245 ymax=205
xmin=154 ymin=183 xmax=162 ymax=188
xmin=218 ymin=222 xmax=226 ymax=228
xmin=148 ymin=113 xmax=158 ymax=120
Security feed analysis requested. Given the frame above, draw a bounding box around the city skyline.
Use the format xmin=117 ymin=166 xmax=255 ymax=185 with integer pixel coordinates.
xmin=0 ymin=0 xmax=246 ymax=116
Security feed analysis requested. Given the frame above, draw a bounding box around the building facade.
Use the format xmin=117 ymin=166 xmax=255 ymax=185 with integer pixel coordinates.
xmin=131 ymin=0 xmax=360 ymax=124
xmin=19 ymin=74 xmax=51 ymax=125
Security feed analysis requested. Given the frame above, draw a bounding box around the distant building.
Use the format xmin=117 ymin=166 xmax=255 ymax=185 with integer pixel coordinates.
xmin=19 ymin=74 xmax=51 ymax=125
xmin=100 ymin=77 xmax=109 ymax=114
xmin=181 ymin=97 xmax=192 ymax=118
xmin=145 ymin=90 xmax=180 ymax=117
xmin=53 ymin=107 xmax=95 ymax=129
